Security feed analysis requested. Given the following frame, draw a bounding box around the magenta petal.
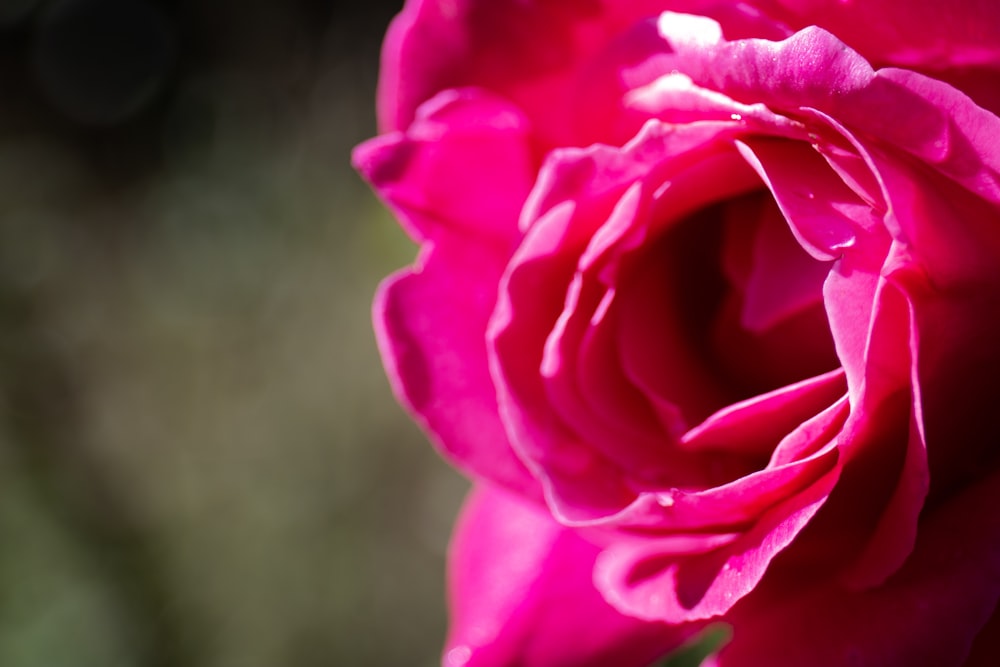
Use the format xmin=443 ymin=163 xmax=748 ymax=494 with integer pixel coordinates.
xmin=838 ymin=68 xmax=1000 ymax=203
xmin=578 ymin=289 xmax=671 ymax=461
xmin=735 ymin=138 xmax=883 ymax=261
xmin=661 ymin=23 xmax=875 ymax=114
xmin=491 ymin=186 xmax=641 ymax=519
xmin=360 ymin=88 xmax=544 ymax=498
xmin=739 ymin=191 xmax=831 ymax=333
xmin=572 ymin=10 xmax=792 ymax=144
xmin=445 ymin=484 xmax=693 ymax=667
xmin=490 ymin=121 xmax=758 ymax=520
xmin=680 ymin=369 xmax=845 ymax=458
xmin=539 ymin=184 xmax=670 ymax=478
xmin=353 ymin=89 xmax=534 ymax=245
xmin=751 ymin=0 xmax=1000 ymax=71
xmin=375 ymin=0 xmax=626 ymax=143
xmin=840 ymin=403 xmax=927 ymax=590
xmin=374 ymin=237 xmax=539 ymax=499
xmin=621 ymin=425 xmax=842 ymax=533
xmin=858 ymin=146 xmax=1000 ymax=495
xmin=615 ymin=213 xmax=736 ymax=432
xmin=715 ymin=467 xmax=1000 ymax=667
xmin=836 ymin=265 xmax=927 ymax=589
xmin=595 ymin=464 xmax=840 ymax=623
xmin=376 ymin=0 xmax=792 ymax=143
xmin=606 ymin=394 xmax=847 ymax=534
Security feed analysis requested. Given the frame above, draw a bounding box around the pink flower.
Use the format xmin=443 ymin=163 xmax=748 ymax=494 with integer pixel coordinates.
xmin=354 ymin=2 xmax=1000 ymax=665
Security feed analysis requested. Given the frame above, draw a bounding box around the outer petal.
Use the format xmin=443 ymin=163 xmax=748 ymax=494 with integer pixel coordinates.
xmin=650 ymin=17 xmax=1000 ymax=204
xmin=876 ymin=160 xmax=1000 ymax=500
xmin=377 ymin=0 xmax=794 ymax=144
xmin=750 ymin=0 xmax=1000 ymax=70
xmin=445 ymin=484 xmax=693 ymax=667
xmin=657 ymin=21 xmax=876 ymax=113
xmin=835 ymin=68 xmax=1000 ymax=204
xmin=353 ymin=88 xmax=535 ymax=245
xmin=374 ymin=242 xmax=538 ymax=498
xmin=356 ymin=91 xmax=541 ymax=497
xmin=376 ymin=0 xmax=630 ymax=141
xmin=820 ymin=107 xmax=1000 ymax=502
xmin=713 ymin=467 xmax=1000 ymax=667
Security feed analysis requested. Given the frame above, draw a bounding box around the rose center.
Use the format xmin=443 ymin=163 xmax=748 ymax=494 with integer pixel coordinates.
xmin=622 ymin=190 xmax=839 ymax=428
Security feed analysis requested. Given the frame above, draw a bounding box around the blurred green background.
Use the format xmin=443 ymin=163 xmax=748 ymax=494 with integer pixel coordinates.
xmin=0 ymin=1 xmax=470 ymax=665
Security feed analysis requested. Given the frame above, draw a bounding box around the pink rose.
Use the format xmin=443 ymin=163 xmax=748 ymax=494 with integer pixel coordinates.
xmin=354 ymin=1 xmax=1000 ymax=665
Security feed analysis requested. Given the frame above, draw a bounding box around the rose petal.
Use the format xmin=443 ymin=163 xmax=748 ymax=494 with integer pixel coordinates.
xmin=837 ymin=68 xmax=1000 ymax=203
xmin=445 ymin=484 xmax=693 ymax=667
xmin=616 ymin=191 xmax=746 ymax=432
xmin=377 ymin=1 xmax=792 ymax=143
xmin=595 ymin=462 xmax=840 ymax=623
xmin=575 ymin=9 xmax=794 ymax=144
xmin=377 ymin=0 xmax=599 ymax=138
xmin=740 ymin=191 xmax=832 ymax=333
xmin=777 ymin=277 xmax=919 ymax=588
xmin=751 ymin=0 xmax=1000 ymax=70
xmin=374 ymin=237 xmax=539 ymax=499
xmin=608 ymin=397 xmax=846 ymax=533
xmin=377 ymin=0 xmax=684 ymax=144
xmin=661 ymin=24 xmax=876 ymax=113
xmin=578 ymin=288 xmax=672 ymax=461
xmin=357 ymin=86 xmax=543 ymax=498
xmin=840 ymin=399 xmax=927 ymax=589
xmin=714 ymin=466 xmax=1000 ymax=667
xmin=539 ymin=184 xmax=665 ymax=466
xmin=491 ymin=121 xmax=761 ymax=520
xmin=680 ymin=369 xmax=845 ymax=458
xmin=353 ymin=89 xmax=534 ymax=245
xmin=854 ymin=145 xmax=1000 ymax=498
xmin=735 ymin=138 xmax=883 ymax=262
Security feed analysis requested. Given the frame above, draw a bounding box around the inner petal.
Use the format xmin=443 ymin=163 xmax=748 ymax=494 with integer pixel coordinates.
xmin=710 ymin=192 xmax=841 ymax=397
xmin=741 ymin=193 xmax=833 ymax=333
xmin=617 ymin=202 xmax=738 ymax=429
xmin=618 ymin=192 xmax=839 ymax=430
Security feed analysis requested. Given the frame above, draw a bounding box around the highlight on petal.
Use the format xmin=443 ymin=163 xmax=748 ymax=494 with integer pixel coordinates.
xmin=445 ymin=484 xmax=693 ymax=667
xmin=661 ymin=24 xmax=876 ymax=112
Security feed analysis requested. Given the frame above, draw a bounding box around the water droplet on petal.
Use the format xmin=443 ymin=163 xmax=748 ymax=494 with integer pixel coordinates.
xmin=656 ymin=494 xmax=675 ymax=507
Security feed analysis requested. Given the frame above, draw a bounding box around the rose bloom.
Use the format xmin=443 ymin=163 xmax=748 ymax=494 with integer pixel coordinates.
xmin=354 ymin=1 xmax=1000 ymax=665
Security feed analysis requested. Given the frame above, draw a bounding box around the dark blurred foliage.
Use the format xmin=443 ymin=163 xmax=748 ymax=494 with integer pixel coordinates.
xmin=0 ymin=0 xmax=398 ymax=180
xmin=0 ymin=2 xmax=469 ymax=666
